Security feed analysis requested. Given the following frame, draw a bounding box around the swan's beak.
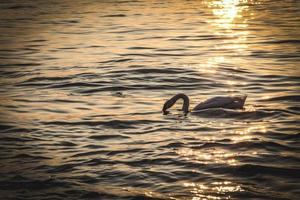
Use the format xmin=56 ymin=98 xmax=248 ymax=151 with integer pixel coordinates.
xmin=162 ymin=110 xmax=170 ymax=115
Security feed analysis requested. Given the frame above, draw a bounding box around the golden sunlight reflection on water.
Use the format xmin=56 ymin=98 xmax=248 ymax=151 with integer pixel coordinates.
xmin=183 ymin=0 xmax=253 ymax=92
xmin=175 ymin=123 xmax=267 ymax=162
xmin=208 ymin=0 xmax=251 ymax=36
xmin=176 ymin=120 xmax=269 ymax=199
xmin=176 ymin=147 xmax=238 ymax=165
xmin=183 ymin=181 xmax=244 ymax=200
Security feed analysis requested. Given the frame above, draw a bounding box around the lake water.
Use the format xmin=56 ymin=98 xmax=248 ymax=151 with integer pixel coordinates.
xmin=0 ymin=0 xmax=299 ymax=199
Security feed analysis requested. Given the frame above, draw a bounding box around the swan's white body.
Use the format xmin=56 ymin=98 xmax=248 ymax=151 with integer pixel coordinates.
xmin=162 ymin=93 xmax=247 ymax=114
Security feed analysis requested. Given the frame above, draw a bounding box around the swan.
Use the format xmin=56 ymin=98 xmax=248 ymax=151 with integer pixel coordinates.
xmin=162 ymin=93 xmax=247 ymax=115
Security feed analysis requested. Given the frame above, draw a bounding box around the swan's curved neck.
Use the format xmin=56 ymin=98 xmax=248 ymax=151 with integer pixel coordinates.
xmin=162 ymin=93 xmax=190 ymax=114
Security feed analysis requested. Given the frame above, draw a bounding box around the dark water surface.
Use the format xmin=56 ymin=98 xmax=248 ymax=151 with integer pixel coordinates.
xmin=0 ymin=0 xmax=300 ymax=199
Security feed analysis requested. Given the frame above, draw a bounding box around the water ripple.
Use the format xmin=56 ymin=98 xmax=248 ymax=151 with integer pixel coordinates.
xmin=0 ymin=0 xmax=299 ymax=199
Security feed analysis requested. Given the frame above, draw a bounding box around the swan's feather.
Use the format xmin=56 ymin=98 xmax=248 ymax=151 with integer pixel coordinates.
xmin=193 ymin=96 xmax=246 ymax=110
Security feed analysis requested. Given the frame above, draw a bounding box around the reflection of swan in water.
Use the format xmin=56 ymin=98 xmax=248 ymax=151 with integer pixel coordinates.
xmin=162 ymin=93 xmax=247 ymax=115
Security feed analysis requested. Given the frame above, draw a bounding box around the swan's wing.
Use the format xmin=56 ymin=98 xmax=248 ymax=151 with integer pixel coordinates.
xmin=193 ymin=96 xmax=236 ymax=110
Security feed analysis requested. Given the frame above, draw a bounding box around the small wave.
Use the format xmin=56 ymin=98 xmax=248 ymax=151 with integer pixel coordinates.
xmin=0 ymin=62 xmax=41 ymax=67
xmin=83 ymin=158 xmax=115 ymax=166
xmin=14 ymin=98 xmax=85 ymax=104
xmin=119 ymin=52 xmax=202 ymax=57
xmin=119 ymin=66 xmax=194 ymax=75
xmin=5 ymin=5 xmax=35 ymax=10
xmin=213 ymin=164 xmax=300 ymax=179
xmin=12 ymin=153 xmax=51 ymax=160
xmin=102 ymin=14 xmax=127 ymax=18
xmin=191 ymin=140 xmax=297 ymax=152
xmin=106 ymin=148 xmax=144 ymax=156
xmin=88 ymin=134 xmax=130 ymax=141
xmin=0 ymin=126 xmax=38 ymax=134
xmin=0 ymin=178 xmax=71 ymax=190
xmin=264 ymin=95 xmax=300 ymax=102
xmin=260 ymin=39 xmax=300 ymax=44
xmin=161 ymin=142 xmax=185 ymax=148
xmin=250 ymin=51 xmax=299 ymax=59
xmin=221 ymin=66 xmax=251 ymax=74
xmin=123 ymin=157 xmax=183 ymax=167
xmin=127 ymin=46 xmax=156 ymax=50
xmin=72 ymin=150 xmax=107 ymax=158
xmin=48 ymin=82 xmax=101 ymax=89
xmin=47 ymin=163 xmax=77 ymax=173
xmin=1 ymin=136 xmax=35 ymax=143
xmin=254 ymin=74 xmax=300 ymax=82
xmin=99 ymin=58 xmax=133 ymax=64
xmin=79 ymin=83 xmax=204 ymax=93
xmin=125 ymin=126 xmax=219 ymax=135
xmin=22 ymin=76 xmax=73 ymax=83
xmin=56 ymin=141 xmax=77 ymax=147
xmin=0 ymin=124 xmax=15 ymax=131
xmin=45 ymin=119 xmax=163 ymax=129
xmin=83 ymin=144 xmax=106 ymax=149
xmin=280 ymin=132 xmax=300 ymax=140
xmin=169 ymin=35 xmax=230 ymax=41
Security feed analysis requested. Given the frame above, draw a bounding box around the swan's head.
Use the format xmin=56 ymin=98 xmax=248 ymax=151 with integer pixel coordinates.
xmin=162 ymin=100 xmax=172 ymax=115
xmin=162 ymin=93 xmax=190 ymax=115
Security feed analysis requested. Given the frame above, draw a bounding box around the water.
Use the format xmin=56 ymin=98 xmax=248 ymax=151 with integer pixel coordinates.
xmin=0 ymin=0 xmax=299 ymax=199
